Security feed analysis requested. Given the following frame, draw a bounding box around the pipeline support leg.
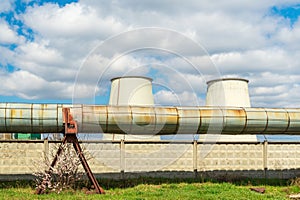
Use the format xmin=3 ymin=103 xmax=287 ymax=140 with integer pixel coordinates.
xmin=68 ymin=134 xmax=105 ymax=194
xmin=36 ymin=107 xmax=104 ymax=194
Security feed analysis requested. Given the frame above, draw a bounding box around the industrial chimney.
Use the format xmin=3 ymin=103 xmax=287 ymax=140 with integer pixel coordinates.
xmin=205 ymin=78 xmax=251 ymax=107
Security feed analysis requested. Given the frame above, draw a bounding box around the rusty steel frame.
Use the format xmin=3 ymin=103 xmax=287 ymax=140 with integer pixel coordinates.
xmin=36 ymin=108 xmax=104 ymax=194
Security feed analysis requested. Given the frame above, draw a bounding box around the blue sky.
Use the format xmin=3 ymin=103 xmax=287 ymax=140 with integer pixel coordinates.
xmin=1 ymin=1 xmax=300 ymax=107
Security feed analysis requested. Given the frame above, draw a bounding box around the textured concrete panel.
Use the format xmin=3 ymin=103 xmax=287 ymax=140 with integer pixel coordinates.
xmin=268 ymin=144 xmax=300 ymax=170
xmin=0 ymin=142 xmax=44 ymax=174
xmin=198 ymin=144 xmax=263 ymax=171
xmin=124 ymin=143 xmax=193 ymax=172
xmin=1 ymin=141 xmax=300 ymax=178
xmin=84 ymin=143 xmax=121 ymax=173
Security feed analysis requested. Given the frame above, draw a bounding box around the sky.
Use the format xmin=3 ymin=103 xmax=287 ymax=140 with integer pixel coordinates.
xmin=1 ymin=0 xmax=300 ymax=108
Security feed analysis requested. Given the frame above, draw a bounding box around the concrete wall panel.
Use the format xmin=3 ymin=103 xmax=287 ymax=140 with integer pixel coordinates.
xmin=1 ymin=140 xmax=300 ymax=180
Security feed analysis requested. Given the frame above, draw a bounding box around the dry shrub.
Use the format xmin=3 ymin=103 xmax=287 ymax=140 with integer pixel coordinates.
xmin=291 ymin=177 xmax=300 ymax=187
xmin=32 ymin=143 xmax=84 ymax=194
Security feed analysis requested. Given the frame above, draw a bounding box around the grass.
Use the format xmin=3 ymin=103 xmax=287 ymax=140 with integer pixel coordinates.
xmin=0 ymin=178 xmax=299 ymax=200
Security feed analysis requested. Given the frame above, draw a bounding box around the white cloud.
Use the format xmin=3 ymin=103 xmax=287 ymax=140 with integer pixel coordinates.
xmin=0 ymin=0 xmax=14 ymax=13
xmin=22 ymin=3 xmax=125 ymax=40
xmin=1 ymin=70 xmax=58 ymax=99
xmin=211 ymin=49 xmax=298 ymax=74
xmin=0 ymin=20 xmax=23 ymax=44
xmin=0 ymin=46 xmax=14 ymax=66
xmin=0 ymin=0 xmax=300 ymax=108
xmin=250 ymin=72 xmax=300 ymax=87
xmin=272 ymin=20 xmax=300 ymax=50
xmin=248 ymin=72 xmax=300 ymax=107
xmin=16 ymin=41 xmax=64 ymax=66
xmin=11 ymin=40 xmax=79 ymax=82
xmin=0 ymin=69 xmax=92 ymax=99
xmin=252 ymin=85 xmax=288 ymax=95
xmin=154 ymin=90 xmax=204 ymax=106
xmin=79 ymin=0 xmax=296 ymax=53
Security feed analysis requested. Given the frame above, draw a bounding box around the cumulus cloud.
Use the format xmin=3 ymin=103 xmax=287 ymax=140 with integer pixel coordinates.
xmin=0 ymin=46 xmax=14 ymax=66
xmin=211 ymin=49 xmax=299 ymax=74
xmin=0 ymin=0 xmax=300 ymax=108
xmin=273 ymin=19 xmax=300 ymax=50
xmin=22 ymin=3 xmax=125 ymax=40
xmin=0 ymin=20 xmax=23 ymax=44
xmin=0 ymin=0 xmax=14 ymax=13
xmin=248 ymin=72 xmax=300 ymax=107
xmin=154 ymin=90 xmax=204 ymax=106
xmin=0 ymin=70 xmax=73 ymax=99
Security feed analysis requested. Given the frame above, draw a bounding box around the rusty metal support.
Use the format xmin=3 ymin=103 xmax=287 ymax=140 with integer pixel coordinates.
xmin=36 ymin=108 xmax=104 ymax=194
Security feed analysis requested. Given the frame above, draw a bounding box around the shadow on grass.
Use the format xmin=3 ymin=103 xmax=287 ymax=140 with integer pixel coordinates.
xmin=0 ymin=174 xmax=297 ymax=190
xmin=0 ymin=180 xmax=35 ymax=189
xmin=93 ymin=176 xmax=293 ymax=190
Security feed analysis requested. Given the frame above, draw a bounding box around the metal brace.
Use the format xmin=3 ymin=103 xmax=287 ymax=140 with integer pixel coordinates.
xmin=36 ymin=108 xmax=105 ymax=194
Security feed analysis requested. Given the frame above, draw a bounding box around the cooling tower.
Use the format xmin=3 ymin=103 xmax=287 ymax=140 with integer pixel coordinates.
xmin=206 ymin=78 xmax=251 ymax=107
xmin=109 ymin=76 xmax=154 ymax=106
xmin=107 ymin=76 xmax=158 ymax=141
xmin=205 ymin=78 xmax=255 ymax=142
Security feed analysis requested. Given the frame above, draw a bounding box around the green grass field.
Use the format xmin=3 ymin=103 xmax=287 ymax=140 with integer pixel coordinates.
xmin=0 ymin=178 xmax=299 ymax=200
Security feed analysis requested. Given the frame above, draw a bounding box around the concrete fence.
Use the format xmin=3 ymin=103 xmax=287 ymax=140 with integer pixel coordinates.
xmin=1 ymin=139 xmax=300 ymax=180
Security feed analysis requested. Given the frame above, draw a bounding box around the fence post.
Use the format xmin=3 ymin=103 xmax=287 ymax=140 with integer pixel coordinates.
xmin=263 ymin=140 xmax=268 ymax=180
xmin=43 ymin=138 xmax=49 ymax=159
xmin=193 ymin=140 xmax=198 ymax=178
xmin=120 ymin=139 xmax=125 ymax=179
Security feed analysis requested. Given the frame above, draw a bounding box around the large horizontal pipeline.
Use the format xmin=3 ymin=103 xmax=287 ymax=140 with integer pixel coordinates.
xmin=1 ymin=103 xmax=300 ymax=135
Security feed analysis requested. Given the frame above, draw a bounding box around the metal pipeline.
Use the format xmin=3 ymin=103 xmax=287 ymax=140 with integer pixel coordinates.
xmin=1 ymin=103 xmax=300 ymax=135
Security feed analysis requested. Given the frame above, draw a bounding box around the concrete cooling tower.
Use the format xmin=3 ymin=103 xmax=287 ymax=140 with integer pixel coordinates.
xmin=205 ymin=78 xmax=256 ymax=142
xmin=106 ymin=76 xmax=159 ymax=141
xmin=206 ymin=78 xmax=251 ymax=107
xmin=109 ymin=76 xmax=154 ymax=106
